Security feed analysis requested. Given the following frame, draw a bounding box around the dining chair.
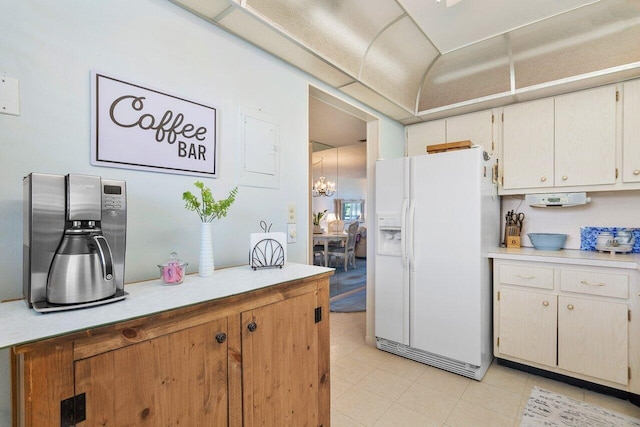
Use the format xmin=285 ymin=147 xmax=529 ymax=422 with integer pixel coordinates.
xmin=327 ymin=221 xmax=358 ymax=271
xmin=312 ymin=241 xmax=325 ymax=265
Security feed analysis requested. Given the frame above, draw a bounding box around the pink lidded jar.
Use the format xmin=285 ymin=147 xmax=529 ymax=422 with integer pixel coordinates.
xmin=158 ymin=252 xmax=188 ymax=285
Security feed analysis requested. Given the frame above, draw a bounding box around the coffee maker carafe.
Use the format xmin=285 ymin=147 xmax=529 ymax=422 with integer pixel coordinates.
xmin=23 ymin=173 xmax=127 ymax=312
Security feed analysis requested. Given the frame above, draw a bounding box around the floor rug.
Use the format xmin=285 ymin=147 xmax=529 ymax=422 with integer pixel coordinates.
xmin=329 ymin=258 xmax=367 ymax=298
xmin=521 ymin=386 xmax=640 ymax=427
xmin=330 ymin=287 xmax=366 ymax=313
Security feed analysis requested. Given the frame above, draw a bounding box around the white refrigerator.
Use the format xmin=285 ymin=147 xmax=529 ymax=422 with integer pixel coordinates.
xmin=374 ymin=147 xmax=499 ymax=380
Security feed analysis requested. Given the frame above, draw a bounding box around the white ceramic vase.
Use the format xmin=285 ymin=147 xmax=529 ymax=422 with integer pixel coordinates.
xmin=199 ymin=221 xmax=215 ymax=276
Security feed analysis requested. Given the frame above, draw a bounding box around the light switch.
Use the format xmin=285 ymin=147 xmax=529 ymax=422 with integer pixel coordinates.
xmin=0 ymin=76 xmax=20 ymax=116
xmin=287 ymin=202 xmax=296 ymax=223
xmin=287 ymin=223 xmax=297 ymax=243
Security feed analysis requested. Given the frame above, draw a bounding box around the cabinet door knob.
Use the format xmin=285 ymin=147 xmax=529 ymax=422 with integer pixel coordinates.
xmin=634 ymin=169 xmax=640 ymax=176
xmin=247 ymin=322 xmax=258 ymax=332
xmin=562 ymin=175 xmax=568 ymax=181
xmin=540 ymin=177 xmax=547 ymax=182
xmin=567 ymin=304 xmax=574 ymax=310
xmin=215 ymin=333 xmax=227 ymax=344
xmin=542 ymin=301 xmax=549 ymax=307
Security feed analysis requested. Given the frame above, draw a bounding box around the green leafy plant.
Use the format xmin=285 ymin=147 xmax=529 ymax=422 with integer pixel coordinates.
xmin=313 ymin=209 xmax=328 ymax=226
xmin=183 ymin=181 xmax=238 ymax=223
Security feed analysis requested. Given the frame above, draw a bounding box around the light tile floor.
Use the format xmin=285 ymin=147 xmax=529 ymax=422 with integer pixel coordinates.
xmin=330 ymin=312 xmax=640 ymax=427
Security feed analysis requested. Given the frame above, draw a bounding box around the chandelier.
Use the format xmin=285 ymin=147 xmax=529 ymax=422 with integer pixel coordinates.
xmin=312 ymin=157 xmax=336 ymax=197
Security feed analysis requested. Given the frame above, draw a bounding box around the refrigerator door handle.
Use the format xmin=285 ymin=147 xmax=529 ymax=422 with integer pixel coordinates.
xmin=401 ymin=198 xmax=408 ymax=268
xmin=408 ymin=199 xmax=416 ymax=271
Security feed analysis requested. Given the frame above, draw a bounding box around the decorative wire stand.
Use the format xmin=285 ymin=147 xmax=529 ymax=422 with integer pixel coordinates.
xmin=251 ymin=239 xmax=285 ymax=270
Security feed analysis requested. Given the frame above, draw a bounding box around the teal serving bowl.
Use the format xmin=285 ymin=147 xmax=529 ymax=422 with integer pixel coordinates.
xmin=528 ymin=233 xmax=567 ymax=251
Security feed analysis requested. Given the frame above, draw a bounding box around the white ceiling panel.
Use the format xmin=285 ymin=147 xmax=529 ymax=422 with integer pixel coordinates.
xmin=217 ymin=9 xmax=355 ymax=87
xmin=360 ymin=15 xmax=439 ymax=111
xmin=340 ymin=82 xmax=415 ymax=121
xmin=245 ymin=0 xmax=405 ymax=77
xmin=419 ymin=35 xmax=511 ymax=111
xmin=398 ymin=0 xmax=602 ymax=53
xmin=309 ymin=97 xmax=367 ymax=148
xmin=511 ymin=0 xmax=640 ymax=88
xmin=173 ymin=0 xmax=640 ymax=122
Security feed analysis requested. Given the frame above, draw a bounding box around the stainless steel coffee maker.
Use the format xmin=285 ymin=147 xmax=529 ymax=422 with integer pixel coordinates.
xmin=23 ymin=173 xmax=127 ymax=312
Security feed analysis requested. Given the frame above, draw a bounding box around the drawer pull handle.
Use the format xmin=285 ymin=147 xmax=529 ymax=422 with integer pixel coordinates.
xmin=542 ymin=301 xmax=549 ymax=307
xmin=580 ymin=280 xmax=605 ymax=287
xmin=516 ymin=275 xmax=536 ymax=280
xmin=562 ymin=175 xmax=568 ymax=181
xmin=567 ymin=304 xmax=574 ymax=310
xmin=634 ymin=169 xmax=640 ymax=176
xmin=540 ymin=177 xmax=547 ymax=182
xmin=247 ymin=322 xmax=258 ymax=332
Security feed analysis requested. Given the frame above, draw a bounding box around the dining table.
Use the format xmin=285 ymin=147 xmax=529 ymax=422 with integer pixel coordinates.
xmin=313 ymin=232 xmax=348 ymax=267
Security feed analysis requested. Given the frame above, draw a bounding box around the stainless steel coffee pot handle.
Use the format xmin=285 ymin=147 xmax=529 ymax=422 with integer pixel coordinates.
xmin=92 ymin=235 xmax=114 ymax=281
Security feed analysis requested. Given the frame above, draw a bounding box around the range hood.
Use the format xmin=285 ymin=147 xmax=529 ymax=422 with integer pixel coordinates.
xmin=170 ymin=0 xmax=640 ymax=123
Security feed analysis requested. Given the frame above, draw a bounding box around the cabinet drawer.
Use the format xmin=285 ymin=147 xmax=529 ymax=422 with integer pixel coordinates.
xmin=560 ymin=269 xmax=628 ymax=299
xmin=499 ymin=264 xmax=554 ymax=289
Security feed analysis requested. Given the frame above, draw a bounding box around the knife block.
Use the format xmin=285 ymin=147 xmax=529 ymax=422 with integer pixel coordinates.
xmin=506 ymin=235 xmax=521 ymax=248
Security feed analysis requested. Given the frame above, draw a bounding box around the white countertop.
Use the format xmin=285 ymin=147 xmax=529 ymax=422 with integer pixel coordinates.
xmin=0 ymin=262 xmax=333 ymax=350
xmin=488 ymin=247 xmax=640 ymax=270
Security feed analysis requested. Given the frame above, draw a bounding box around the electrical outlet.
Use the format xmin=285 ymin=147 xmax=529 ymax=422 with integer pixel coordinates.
xmin=287 ymin=202 xmax=296 ymax=223
xmin=287 ymin=223 xmax=297 ymax=243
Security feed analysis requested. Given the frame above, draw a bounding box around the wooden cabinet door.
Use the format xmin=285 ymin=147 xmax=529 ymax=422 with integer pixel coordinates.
xmin=407 ymin=119 xmax=445 ymax=156
xmin=446 ymin=110 xmax=494 ymax=154
xmin=498 ymin=288 xmax=557 ymax=366
xmin=623 ymin=79 xmax=640 ymax=183
xmin=558 ymin=295 xmax=628 ymax=385
xmin=555 ymin=85 xmax=617 ymax=187
xmin=74 ymin=318 xmax=228 ymax=426
xmin=242 ymin=291 xmax=319 ymax=427
xmin=502 ymin=98 xmax=555 ymax=190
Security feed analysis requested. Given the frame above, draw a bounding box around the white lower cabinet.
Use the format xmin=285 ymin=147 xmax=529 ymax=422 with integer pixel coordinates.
xmin=494 ymin=258 xmax=637 ymax=391
xmin=557 ymin=295 xmax=628 ymax=384
xmin=498 ymin=288 xmax=557 ymax=366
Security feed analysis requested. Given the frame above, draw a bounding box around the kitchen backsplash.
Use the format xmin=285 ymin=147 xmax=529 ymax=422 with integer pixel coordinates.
xmin=501 ymin=190 xmax=640 ymax=250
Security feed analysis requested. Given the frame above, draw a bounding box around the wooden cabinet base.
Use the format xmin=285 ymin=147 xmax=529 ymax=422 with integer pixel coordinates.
xmin=12 ymin=273 xmax=331 ymax=427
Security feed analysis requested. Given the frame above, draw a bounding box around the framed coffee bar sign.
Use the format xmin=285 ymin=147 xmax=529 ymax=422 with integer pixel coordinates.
xmin=91 ymin=71 xmax=218 ymax=177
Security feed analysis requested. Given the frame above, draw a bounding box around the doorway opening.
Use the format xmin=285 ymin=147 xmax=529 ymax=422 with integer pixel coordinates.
xmin=308 ymin=86 xmax=375 ymax=313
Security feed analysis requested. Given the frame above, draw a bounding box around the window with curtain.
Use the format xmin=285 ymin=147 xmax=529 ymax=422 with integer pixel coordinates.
xmin=336 ymin=199 xmax=364 ymax=222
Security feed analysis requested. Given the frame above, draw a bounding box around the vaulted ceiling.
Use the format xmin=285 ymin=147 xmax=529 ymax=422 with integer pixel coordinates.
xmin=170 ymin=0 xmax=640 ymax=124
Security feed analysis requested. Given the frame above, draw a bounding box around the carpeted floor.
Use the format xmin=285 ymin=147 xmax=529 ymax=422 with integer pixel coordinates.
xmin=330 ymin=287 xmax=366 ymax=312
xmin=328 ymin=258 xmax=366 ymax=312
xmin=521 ymin=387 xmax=640 ymax=427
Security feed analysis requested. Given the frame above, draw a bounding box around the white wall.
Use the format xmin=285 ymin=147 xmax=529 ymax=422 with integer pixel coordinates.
xmin=502 ymin=191 xmax=640 ymax=249
xmin=0 ymin=0 xmax=308 ymax=298
xmin=0 ymin=0 xmax=405 ymax=420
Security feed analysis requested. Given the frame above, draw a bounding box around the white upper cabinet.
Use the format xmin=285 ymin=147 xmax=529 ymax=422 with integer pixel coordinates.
xmin=554 ymin=85 xmax=617 ymax=187
xmin=446 ymin=110 xmax=494 ymax=155
xmin=406 ymin=119 xmax=445 ymax=156
xmin=623 ymin=79 xmax=640 ymax=183
xmin=502 ymin=98 xmax=555 ymax=190
xmin=500 ymin=83 xmax=620 ymax=194
xmin=406 ymin=110 xmax=494 ymax=157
